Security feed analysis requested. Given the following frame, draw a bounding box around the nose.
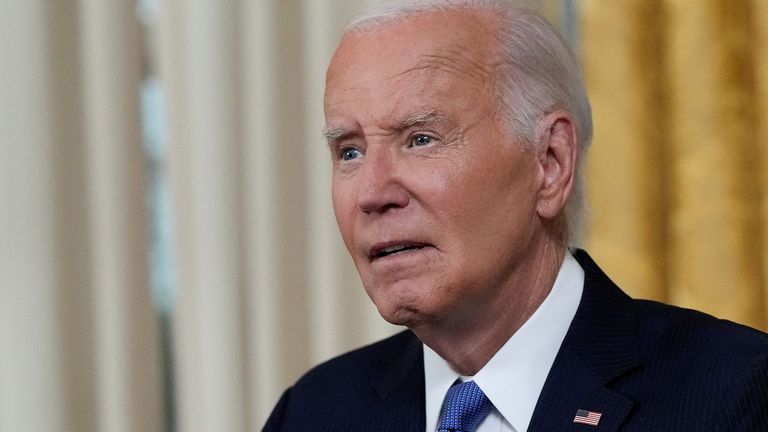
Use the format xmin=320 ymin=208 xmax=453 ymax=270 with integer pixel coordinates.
xmin=356 ymin=147 xmax=410 ymax=214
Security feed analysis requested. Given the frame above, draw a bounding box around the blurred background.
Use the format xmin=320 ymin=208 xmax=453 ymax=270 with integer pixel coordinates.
xmin=1 ymin=0 xmax=766 ymax=430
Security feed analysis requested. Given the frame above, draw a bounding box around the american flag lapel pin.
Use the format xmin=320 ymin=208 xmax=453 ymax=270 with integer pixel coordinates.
xmin=573 ymin=409 xmax=602 ymax=426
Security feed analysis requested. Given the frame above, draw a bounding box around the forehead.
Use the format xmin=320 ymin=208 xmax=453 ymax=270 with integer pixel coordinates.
xmin=324 ymin=10 xmax=500 ymax=119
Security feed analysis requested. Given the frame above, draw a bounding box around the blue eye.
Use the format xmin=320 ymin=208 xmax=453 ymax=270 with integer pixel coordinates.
xmin=340 ymin=147 xmax=362 ymax=161
xmin=412 ymin=135 xmax=433 ymax=147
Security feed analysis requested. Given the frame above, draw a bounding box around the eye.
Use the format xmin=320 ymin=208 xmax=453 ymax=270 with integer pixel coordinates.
xmin=339 ymin=147 xmax=363 ymax=161
xmin=411 ymin=134 xmax=433 ymax=147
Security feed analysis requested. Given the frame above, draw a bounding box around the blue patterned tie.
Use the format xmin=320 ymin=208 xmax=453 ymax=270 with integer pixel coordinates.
xmin=437 ymin=381 xmax=493 ymax=432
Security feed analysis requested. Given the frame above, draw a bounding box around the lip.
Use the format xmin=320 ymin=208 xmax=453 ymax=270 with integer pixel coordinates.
xmin=368 ymin=240 xmax=434 ymax=262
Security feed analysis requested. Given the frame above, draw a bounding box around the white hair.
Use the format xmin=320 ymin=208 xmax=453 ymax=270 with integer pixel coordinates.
xmin=344 ymin=0 xmax=593 ymax=245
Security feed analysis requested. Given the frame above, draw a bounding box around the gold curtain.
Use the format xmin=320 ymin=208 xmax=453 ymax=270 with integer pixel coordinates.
xmin=581 ymin=0 xmax=768 ymax=331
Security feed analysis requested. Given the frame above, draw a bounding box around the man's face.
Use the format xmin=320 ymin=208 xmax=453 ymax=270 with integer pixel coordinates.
xmin=324 ymin=11 xmax=547 ymax=328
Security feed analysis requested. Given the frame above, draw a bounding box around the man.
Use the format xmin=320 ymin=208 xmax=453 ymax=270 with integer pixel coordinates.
xmin=265 ymin=0 xmax=768 ymax=430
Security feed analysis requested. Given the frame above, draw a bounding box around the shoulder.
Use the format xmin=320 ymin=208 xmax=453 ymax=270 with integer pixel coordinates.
xmin=263 ymin=330 xmax=423 ymax=430
xmin=572 ymin=249 xmax=768 ymax=427
xmin=573 ymin=248 xmax=768 ymax=363
xmin=626 ymin=300 xmax=768 ymax=428
xmin=633 ymin=298 xmax=768 ymax=363
xmin=293 ymin=329 xmax=420 ymax=391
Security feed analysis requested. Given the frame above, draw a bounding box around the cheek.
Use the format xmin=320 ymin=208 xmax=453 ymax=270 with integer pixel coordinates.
xmin=442 ymin=159 xmax=539 ymax=243
xmin=331 ymin=183 xmax=356 ymax=244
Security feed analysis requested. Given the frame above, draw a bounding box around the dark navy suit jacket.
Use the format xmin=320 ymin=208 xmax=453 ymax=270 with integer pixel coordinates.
xmin=264 ymin=250 xmax=768 ymax=431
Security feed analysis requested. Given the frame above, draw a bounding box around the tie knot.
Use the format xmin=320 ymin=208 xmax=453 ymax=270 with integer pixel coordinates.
xmin=438 ymin=381 xmax=493 ymax=432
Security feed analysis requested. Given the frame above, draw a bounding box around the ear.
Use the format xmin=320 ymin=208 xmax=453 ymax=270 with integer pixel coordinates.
xmin=535 ymin=111 xmax=578 ymax=220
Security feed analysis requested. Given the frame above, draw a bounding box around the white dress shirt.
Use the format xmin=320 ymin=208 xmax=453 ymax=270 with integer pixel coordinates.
xmin=424 ymin=252 xmax=585 ymax=432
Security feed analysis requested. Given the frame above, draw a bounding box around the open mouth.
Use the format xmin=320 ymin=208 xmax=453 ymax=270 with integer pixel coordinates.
xmin=369 ymin=242 xmax=430 ymax=261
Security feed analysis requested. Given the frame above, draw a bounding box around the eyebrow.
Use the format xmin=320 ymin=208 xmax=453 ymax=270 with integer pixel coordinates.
xmin=322 ymin=108 xmax=447 ymax=144
xmin=322 ymin=125 xmax=350 ymax=143
xmin=395 ymin=109 xmax=446 ymax=131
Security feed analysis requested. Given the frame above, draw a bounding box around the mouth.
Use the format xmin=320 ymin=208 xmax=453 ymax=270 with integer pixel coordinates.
xmin=368 ymin=241 xmax=432 ymax=261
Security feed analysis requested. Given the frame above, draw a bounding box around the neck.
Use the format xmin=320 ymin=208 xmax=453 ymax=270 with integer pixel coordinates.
xmin=412 ymin=239 xmax=566 ymax=376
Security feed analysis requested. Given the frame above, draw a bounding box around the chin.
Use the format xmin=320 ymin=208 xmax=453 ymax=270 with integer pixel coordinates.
xmin=379 ymin=308 xmax=425 ymax=328
xmin=373 ymin=296 xmax=437 ymax=328
xmin=365 ymin=278 xmax=445 ymax=327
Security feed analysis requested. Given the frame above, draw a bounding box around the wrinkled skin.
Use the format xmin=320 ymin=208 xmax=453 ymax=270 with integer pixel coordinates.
xmin=324 ymin=9 xmax=576 ymax=374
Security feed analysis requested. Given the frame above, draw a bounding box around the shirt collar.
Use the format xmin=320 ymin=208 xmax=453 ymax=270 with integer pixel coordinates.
xmin=424 ymin=252 xmax=584 ymax=432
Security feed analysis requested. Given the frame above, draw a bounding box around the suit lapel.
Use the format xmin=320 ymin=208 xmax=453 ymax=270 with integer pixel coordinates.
xmin=371 ymin=330 xmax=426 ymax=431
xmin=527 ymin=340 xmax=635 ymax=431
xmin=529 ymin=250 xmax=640 ymax=431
